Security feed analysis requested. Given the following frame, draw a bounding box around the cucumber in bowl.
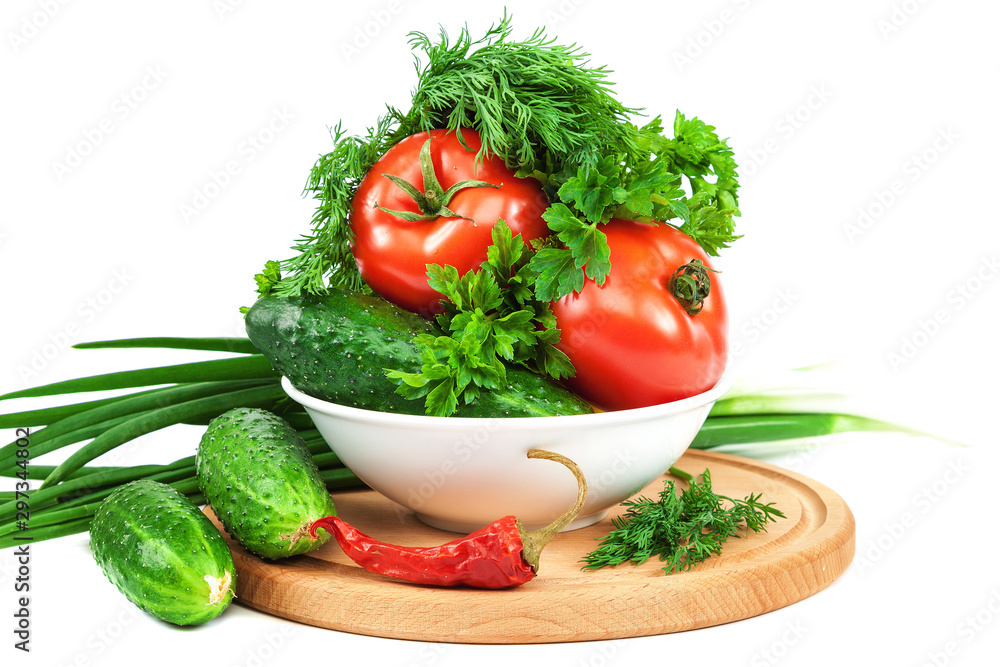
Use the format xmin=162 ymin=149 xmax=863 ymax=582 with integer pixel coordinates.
xmin=244 ymin=289 xmax=594 ymax=418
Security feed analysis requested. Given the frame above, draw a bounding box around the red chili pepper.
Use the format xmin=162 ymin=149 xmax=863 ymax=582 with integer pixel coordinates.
xmin=309 ymin=449 xmax=588 ymax=589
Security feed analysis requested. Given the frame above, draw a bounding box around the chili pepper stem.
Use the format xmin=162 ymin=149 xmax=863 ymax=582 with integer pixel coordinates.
xmin=519 ymin=449 xmax=588 ymax=573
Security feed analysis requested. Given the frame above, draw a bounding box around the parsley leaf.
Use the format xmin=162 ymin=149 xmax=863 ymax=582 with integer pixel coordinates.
xmin=240 ymin=260 xmax=283 ymax=313
xmin=653 ymin=111 xmax=742 ymax=255
xmin=252 ymin=260 xmax=282 ymax=298
xmin=530 ymin=113 xmax=741 ymax=301
xmin=387 ymin=219 xmax=574 ymax=416
xmin=528 ymin=246 xmax=583 ymax=305
xmin=622 ymin=158 xmax=685 ymax=220
xmin=557 ymin=155 xmax=628 ymax=224
xmin=530 ymin=204 xmax=611 ymax=302
xmin=679 ymin=202 xmax=740 ymax=258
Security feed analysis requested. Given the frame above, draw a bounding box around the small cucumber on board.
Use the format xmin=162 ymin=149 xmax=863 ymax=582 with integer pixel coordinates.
xmin=244 ymin=289 xmax=594 ymax=417
xmin=196 ymin=407 xmax=337 ymax=560
xmin=89 ymin=480 xmax=236 ymax=626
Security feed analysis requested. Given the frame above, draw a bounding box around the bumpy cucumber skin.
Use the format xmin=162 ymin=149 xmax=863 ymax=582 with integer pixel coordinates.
xmin=196 ymin=407 xmax=337 ymax=561
xmin=244 ymin=290 xmax=594 ymax=417
xmin=89 ymin=480 xmax=236 ymax=626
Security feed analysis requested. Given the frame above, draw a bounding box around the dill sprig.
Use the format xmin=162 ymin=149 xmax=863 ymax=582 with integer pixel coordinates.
xmin=582 ymin=468 xmax=784 ymax=575
xmin=272 ymin=112 xmax=419 ymax=297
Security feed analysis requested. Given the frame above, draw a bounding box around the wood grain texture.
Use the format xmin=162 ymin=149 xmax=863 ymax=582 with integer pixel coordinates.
xmin=205 ymin=450 xmax=855 ymax=644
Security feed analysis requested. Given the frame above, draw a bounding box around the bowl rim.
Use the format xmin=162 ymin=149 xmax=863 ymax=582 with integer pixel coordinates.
xmin=280 ymin=370 xmax=734 ymax=429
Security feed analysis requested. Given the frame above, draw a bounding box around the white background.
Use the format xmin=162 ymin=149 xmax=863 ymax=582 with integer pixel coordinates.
xmin=2 ymin=1 xmax=999 ymax=665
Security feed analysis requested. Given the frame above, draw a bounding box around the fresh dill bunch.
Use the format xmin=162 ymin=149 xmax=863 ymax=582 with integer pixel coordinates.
xmin=404 ymin=12 xmax=639 ymax=175
xmin=581 ymin=468 xmax=785 ymax=574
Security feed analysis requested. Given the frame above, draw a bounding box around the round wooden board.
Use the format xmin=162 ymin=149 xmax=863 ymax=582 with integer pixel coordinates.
xmin=205 ymin=450 xmax=855 ymax=644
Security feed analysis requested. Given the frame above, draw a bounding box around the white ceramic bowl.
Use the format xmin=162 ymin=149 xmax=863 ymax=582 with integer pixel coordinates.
xmin=281 ymin=375 xmax=733 ymax=533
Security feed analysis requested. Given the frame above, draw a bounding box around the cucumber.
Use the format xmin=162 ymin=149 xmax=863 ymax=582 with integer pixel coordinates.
xmin=244 ymin=289 xmax=594 ymax=417
xmin=196 ymin=407 xmax=337 ymax=560
xmin=89 ymin=480 xmax=235 ymax=626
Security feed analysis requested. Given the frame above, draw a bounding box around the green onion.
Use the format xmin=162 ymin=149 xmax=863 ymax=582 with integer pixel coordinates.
xmin=0 ymin=338 xmax=367 ymax=549
xmin=709 ymin=391 xmax=857 ymax=418
xmin=0 ymin=457 xmax=359 ymax=547
xmin=1 ymin=380 xmax=269 ymax=459
xmin=73 ymin=337 xmax=259 ymax=354
xmin=319 ymin=467 xmax=364 ymax=489
xmin=0 ymin=355 xmax=277 ymax=401
xmin=0 ymin=460 xmax=193 ymax=521
xmin=0 ymin=386 xmax=166 ymax=429
xmin=0 ymin=337 xmax=931 ymax=551
xmin=0 ymin=412 xmax=153 ymax=474
xmin=1 ymin=463 xmax=142 ymax=480
xmin=0 ymin=518 xmax=94 ymax=550
xmin=0 ymin=501 xmax=103 ymax=536
xmin=39 ymin=383 xmax=287 ymax=488
xmin=35 ymin=466 xmax=198 ymax=516
xmin=691 ymin=413 xmax=902 ymax=450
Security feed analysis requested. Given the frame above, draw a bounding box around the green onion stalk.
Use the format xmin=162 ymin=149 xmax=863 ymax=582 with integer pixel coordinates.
xmin=0 ymin=337 xmax=934 ymax=549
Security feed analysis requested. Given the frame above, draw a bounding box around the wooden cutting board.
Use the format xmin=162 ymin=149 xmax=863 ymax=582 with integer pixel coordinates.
xmin=205 ymin=450 xmax=855 ymax=643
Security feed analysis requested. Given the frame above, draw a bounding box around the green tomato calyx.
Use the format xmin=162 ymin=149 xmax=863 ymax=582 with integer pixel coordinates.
xmin=375 ymin=137 xmax=499 ymax=222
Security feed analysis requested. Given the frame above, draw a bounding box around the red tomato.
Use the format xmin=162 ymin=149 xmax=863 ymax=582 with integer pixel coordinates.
xmin=350 ymin=129 xmax=549 ymax=315
xmin=551 ymin=219 xmax=728 ymax=411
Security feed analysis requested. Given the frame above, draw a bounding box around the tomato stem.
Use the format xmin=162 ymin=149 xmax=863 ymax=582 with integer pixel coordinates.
xmin=668 ymin=259 xmax=718 ymax=316
xmin=418 ymin=137 xmax=444 ymax=211
xmin=375 ymin=137 xmax=499 ymax=222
